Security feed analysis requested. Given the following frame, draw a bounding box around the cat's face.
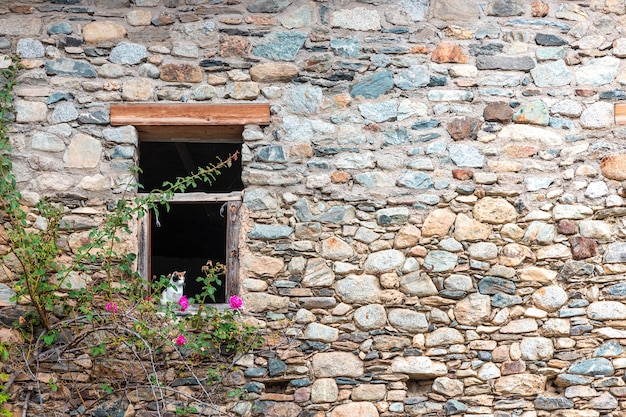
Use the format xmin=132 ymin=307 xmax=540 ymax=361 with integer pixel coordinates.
xmin=169 ymin=271 xmax=186 ymax=287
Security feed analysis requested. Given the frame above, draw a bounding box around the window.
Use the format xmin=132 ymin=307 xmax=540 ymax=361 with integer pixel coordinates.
xmin=110 ymin=103 xmax=270 ymax=304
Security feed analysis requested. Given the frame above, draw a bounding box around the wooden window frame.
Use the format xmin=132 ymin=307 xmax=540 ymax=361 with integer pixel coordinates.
xmin=110 ymin=103 xmax=270 ymax=303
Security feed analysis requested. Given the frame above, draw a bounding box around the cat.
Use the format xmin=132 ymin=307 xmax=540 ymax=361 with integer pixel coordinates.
xmin=160 ymin=271 xmax=186 ymax=305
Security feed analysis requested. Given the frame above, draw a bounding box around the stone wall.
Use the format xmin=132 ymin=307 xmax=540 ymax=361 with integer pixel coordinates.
xmin=3 ymin=0 xmax=626 ymax=416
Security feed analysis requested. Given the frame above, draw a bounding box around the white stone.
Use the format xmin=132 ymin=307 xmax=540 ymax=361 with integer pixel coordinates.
xmin=354 ymin=304 xmax=387 ymax=331
xmin=532 ymin=285 xmax=568 ymax=312
xmin=520 ymin=337 xmax=554 ymax=360
xmin=477 ymin=362 xmax=501 ymax=380
xmin=391 ymin=356 xmax=447 ymax=379
xmin=588 ymin=301 xmax=626 ymax=320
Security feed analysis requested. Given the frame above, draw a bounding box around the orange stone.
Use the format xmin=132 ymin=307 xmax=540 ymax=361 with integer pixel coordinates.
xmin=331 ymin=171 xmax=351 ymax=183
xmin=452 ymin=169 xmax=474 ymax=180
xmin=245 ymin=15 xmax=276 ymax=25
xmin=601 ymin=154 xmax=626 ymax=180
xmin=10 ymin=5 xmax=34 ymax=13
xmin=290 ymin=143 xmax=313 ymax=158
xmin=219 ymin=35 xmax=250 ymax=57
xmin=250 ymin=63 xmax=298 ymax=82
xmin=411 ymin=45 xmax=431 ymax=54
xmin=431 ymin=41 xmax=469 ymax=63
xmin=531 ymin=1 xmax=549 ymax=17
xmin=502 ymin=144 xmax=538 ymax=158
xmin=160 ymin=64 xmax=202 ymax=83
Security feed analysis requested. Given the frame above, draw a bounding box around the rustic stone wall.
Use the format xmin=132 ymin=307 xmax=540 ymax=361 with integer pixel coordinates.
xmin=4 ymin=0 xmax=626 ymax=416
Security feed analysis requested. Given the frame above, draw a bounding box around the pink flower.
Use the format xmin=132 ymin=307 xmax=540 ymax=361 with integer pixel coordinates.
xmin=229 ymin=295 xmax=243 ymax=310
xmin=178 ymin=295 xmax=189 ymax=312
xmin=176 ymin=334 xmax=186 ymax=346
xmin=106 ymin=302 xmax=117 ymax=314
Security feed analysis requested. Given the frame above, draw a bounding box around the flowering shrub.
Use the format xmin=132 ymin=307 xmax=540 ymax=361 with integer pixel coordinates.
xmin=0 ymin=56 xmax=262 ymax=416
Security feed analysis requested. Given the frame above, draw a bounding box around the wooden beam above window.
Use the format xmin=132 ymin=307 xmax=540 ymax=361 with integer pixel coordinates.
xmin=110 ymin=103 xmax=271 ymax=127
xmin=616 ymin=103 xmax=626 ymax=124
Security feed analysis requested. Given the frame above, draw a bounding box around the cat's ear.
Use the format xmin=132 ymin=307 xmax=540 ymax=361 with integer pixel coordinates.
xmin=181 ymin=271 xmax=186 ymax=276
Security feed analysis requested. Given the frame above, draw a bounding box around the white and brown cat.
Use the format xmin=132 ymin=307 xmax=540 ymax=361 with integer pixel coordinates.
xmin=160 ymin=271 xmax=186 ymax=305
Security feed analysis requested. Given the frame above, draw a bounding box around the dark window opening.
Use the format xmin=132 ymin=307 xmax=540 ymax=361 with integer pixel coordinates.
xmin=150 ymin=202 xmax=227 ymax=303
xmin=138 ymin=142 xmax=242 ymax=193
xmin=138 ymin=141 xmax=242 ymax=304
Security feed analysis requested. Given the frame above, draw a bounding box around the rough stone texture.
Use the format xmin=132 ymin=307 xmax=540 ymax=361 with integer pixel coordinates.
xmin=7 ymin=2 xmax=626 ymax=416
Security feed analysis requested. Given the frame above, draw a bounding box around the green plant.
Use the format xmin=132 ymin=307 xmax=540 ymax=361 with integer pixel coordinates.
xmin=0 ymin=56 xmax=264 ymax=415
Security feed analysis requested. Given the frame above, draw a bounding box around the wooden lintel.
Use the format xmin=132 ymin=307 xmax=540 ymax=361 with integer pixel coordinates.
xmin=110 ymin=103 xmax=271 ymax=126
xmin=616 ymin=103 xmax=626 ymax=125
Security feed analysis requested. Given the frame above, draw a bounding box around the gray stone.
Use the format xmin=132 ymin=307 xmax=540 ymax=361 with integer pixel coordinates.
xmin=247 ymin=224 xmax=293 ymax=240
xmin=388 ymin=308 xmax=428 ymax=333
xmin=425 ymin=328 xmax=464 ymax=347
xmin=394 ymin=65 xmax=430 ymax=90
xmin=427 ymin=90 xmax=473 ymax=102
xmin=575 ymin=56 xmax=620 ymax=86
xmin=478 ymin=276 xmax=515 ymax=295
xmin=17 ymin=38 xmax=44 ymax=59
xmin=400 ymin=271 xmax=438 ymax=296
xmin=520 ymin=337 xmax=554 ymax=360
xmin=568 ymin=358 xmax=614 ymax=376
xmin=330 ymin=7 xmax=381 ymax=31
xmin=48 ymin=22 xmax=73 ymax=35
xmin=330 ymin=37 xmax=361 ymax=58
xmin=45 ymin=59 xmax=96 ymax=77
xmin=243 ymin=189 xmax=277 ymax=211
xmin=253 ymin=32 xmax=307 ymax=61
xmin=587 ymin=301 xmax=626 ymax=320
xmin=109 ymin=42 xmax=148 ymax=65
xmin=391 ymin=356 xmax=447 ymax=379
xmin=256 ymin=146 xmax=287 ymax=163
xmin=354 ymin=304 xmax=387 ymax=331
xmin=0 ymin=18 xmax=42 ymax=36
xmin=358 ymin=101 xmax=397 ymax=123
xmin=580 ymin=102 xmax=613 ymax=129
xmin=285 ymin=85 xmax=322 ymax=115
xmin=376 ymin=207 xmax=409 ymax=226
xmin=301 ymin=258 xmax=334 ymax=287
xmin=534 ymin=396 xmax=574 ymax=410
xmin=449 ymin=144 xmax=484 ymax=168
xmin=355 ymin=172 xmax=395 ymax=188
xmin=247 ymin=0 xmax=291 ymax=13
xmin=64 ymin=134 xmax=101 ymax=168
xmin=397 ymin=172 xmax=433 ymax=189
xmin=423 ymin=251 xmax=457 ymax=272
xmin=364 ymin=250 xmax=405 ymax=274
xmin=530 ymin=60 xmax=572 ymax=87
xmin=102 ymin=126 xmax=137 ymax=145
xmin=51 ymin=101 xmax=78 ymax=123
xmin=304 ymin=322 xmax=338 ymax=342
xmin=350 ymin=70 xmax=394 ymax=99
xmin=32 ymin=132 xmax=65 ymax=152
xmin=594 ymin=341 xmax=624 ymax=358
xmin=476 ymin=55 xmax=536 ymax=70
xmin=335 ymin=275 xmax=381 ymax=304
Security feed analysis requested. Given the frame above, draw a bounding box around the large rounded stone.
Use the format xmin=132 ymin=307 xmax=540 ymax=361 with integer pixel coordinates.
xmin=454 ymin=293 xmax=491 ymax=326
xmin=364 ymin=249 xmax=405 ymax=274
xmin=601 ymin=154 xmax=626 ymax=180
xmin=494 ymin=374 xmax=546 ymax=396
xmin=391 ymin=356 xmax=448 ymax=379
xmin=474 ymin=197 xmax=517 ymax=224
xmin=310 ymin=378 xmax=338 ymax=403
xmin=532 ymin=285 xmax=568 ymax=312
xmin=388 ymin=308 xmax=428 ymax=333
xmin=335 ymin=275 xmax=381 ymax=304
xmin=587 ymin=301 xmax=626 ymax=320
xmin=83 ymin=21 xmax=127 ymax=43
xmin=422 ymin=208 xmax=456 ymax=237
xmin=329 ymin=402 xmax=379 ymax=417
xmin=321 ymin=236 xmax=354 ymax=260
xmin=432 ymin=377 xmax=464 ymax=397
xmin=354 ymin=304 xmax=387 ymax=331
xmin=312 ymin=352 xmax=364 ymax=378
xmin=425 ymin=327 xmax=465 ymax=347
xmin=304 ymin=322 xmax=338 ymax=342
xmin=520 ymin=337 xmax=554 ymax=360
xmin=400 ymin=271 xmax=438 ymax=296
xmin=242 ymin=254 xmax=284 ymax=276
